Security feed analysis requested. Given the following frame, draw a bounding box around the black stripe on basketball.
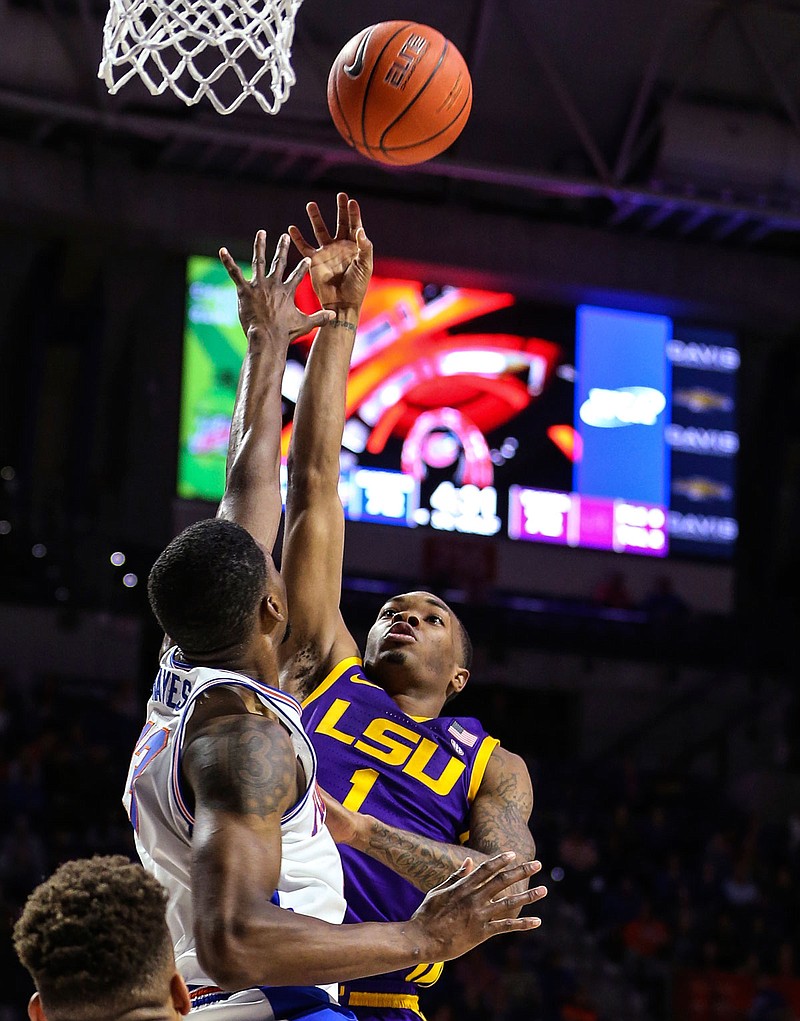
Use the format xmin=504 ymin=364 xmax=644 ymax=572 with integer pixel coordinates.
xmin=331 ymin=71 xmax=355 ymax=148
xmin=360 ymin=22 xmax=414 ymax=160
xmin=380 ymin=77 xmax=472 ymax=159
xmin=378 ymin=38 xmax=449 ymax=156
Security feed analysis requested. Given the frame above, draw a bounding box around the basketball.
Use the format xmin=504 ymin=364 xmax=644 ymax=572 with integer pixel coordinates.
xmin=327 ymin=22 xmax=473 ymax=166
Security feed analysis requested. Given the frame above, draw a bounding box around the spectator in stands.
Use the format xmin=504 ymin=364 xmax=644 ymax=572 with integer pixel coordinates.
xmin=592 ymin=571 xmax=633 ymax=610
xmin=558 ymin=825 xmax=599 ymax=904
xmin=0 ymin=816 xmax=46 ymax=905
xmin=723 ymin=860 xmax=760 ymax=910
xmin=622 ymin=899 xmax=671 ymax=961
xmin=559 ymin=985 xmax=599 ymax=1021
xmin=640 ymin=576 xmax=689 ymax=623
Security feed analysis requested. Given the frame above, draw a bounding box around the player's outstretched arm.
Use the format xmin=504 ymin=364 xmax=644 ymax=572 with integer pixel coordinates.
xmin=322 ymin=785 xmax=545 ymax=895
xmin=280 ymin=193 xmax=373 ymax=698
xmin=183 ymin=694 xmax=544 ymax=992
xmin=217 ymin=230 xmax=334 ymax=550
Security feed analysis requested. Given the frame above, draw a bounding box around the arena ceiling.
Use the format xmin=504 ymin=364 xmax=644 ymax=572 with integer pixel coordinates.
xmin=3 ymin=0 xmax=800 ymax=319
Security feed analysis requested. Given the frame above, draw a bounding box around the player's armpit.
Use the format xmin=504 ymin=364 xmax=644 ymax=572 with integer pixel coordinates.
xmin=467 ymin=747 xmax=536 ymax=900
xmin=279 ymin=634 xmax=331 ymax=705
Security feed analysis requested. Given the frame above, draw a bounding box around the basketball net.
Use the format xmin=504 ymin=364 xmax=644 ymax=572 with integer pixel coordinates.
xmin=98 ymin=0 xmax=304 ymax=115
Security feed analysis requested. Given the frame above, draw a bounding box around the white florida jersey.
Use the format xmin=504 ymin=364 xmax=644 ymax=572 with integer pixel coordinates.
xmin=123 ymin=647 xmax=346 ymax=1004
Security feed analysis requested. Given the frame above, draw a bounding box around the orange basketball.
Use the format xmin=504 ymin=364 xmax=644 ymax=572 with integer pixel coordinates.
xmin=327 ymin=22 xmax=472 ymax=166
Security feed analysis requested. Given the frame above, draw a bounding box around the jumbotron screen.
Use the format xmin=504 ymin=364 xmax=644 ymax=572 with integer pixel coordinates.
xmin=178 ymin=256 xmax=739 ymax=560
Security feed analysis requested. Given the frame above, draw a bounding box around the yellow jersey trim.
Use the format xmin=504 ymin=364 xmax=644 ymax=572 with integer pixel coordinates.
xmin=345 ymin=993 xmax=425 ymax=1017
xmin=301 ymin=657 xmax=363 ymax=709
xmin=467 ymin=735 xmax=500 ymax=803
xmin=405 ymin=961 xmax=444 ymax=986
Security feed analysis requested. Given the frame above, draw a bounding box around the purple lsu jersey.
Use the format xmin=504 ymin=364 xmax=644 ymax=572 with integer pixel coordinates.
xmin=302 ymin=658 xmax=499 ymax=1018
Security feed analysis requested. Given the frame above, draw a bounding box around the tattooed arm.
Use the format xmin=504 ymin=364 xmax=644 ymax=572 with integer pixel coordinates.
xmin=467 ymin=748 xmax=536 ymax=898
xmin=182 ymin=691 xmax=543 ymax=991
xmin=321 ymin=747 xmax=538 ymax=898
xmin=322 ymin=788 xmax=491 ymax=889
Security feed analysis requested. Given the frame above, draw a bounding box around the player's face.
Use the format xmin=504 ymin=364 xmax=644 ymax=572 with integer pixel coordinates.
xmin=363 ymin=591 xmax=465 ymax=698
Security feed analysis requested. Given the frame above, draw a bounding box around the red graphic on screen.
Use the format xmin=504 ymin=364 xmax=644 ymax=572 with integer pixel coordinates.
xmin=283 ymin=277 xmax=563 ymax=484
xmin=547 ymin=424 xmax=583 ymax=463
xmin=402 ymin=408 xmax=494 ymax=487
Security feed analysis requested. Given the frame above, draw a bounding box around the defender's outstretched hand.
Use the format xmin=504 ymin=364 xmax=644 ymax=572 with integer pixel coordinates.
xmin=409 ymin=853 xmax=547 ymax=960
xmin=289 ymin=192 xmax=373 ymax=311
xmin=219 ymin=230 xmax=335 ymax=345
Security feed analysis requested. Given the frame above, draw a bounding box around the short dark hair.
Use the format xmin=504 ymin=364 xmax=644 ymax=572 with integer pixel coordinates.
xmin=13 ymin=856 xmax=172 ymax=1016
xmin=148 ymin=518 xmax=267 ymax=654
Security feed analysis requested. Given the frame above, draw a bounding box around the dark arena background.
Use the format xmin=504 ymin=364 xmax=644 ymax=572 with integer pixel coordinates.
xmin=3 ymin=2 xmax=800 ymax=1019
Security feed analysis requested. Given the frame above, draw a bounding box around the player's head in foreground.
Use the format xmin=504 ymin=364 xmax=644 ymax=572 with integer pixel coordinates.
xmin=363 ymin=589 xmax=473 ymax=706
xmin=148 ymin=518 xmax=288 ymax=662
xmin=13 ymin=855 xmax=190 ymax=1021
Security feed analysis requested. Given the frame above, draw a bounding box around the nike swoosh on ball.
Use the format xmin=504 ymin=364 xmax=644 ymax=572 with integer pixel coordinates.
xmin=344 ymin=29 xmax=373 ymax=78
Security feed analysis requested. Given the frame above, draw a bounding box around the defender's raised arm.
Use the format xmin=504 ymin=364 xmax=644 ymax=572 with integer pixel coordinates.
xmin=217 ymin=230 xmax=333 ymax=549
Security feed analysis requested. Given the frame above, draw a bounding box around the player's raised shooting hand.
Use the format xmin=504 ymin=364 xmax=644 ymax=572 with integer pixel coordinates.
xmin=289 ymin=192 xmax=373 ymax=312
xmin=406 ymin=853 xmax=547 ymax=960
xmin=219 ymin=231 xmax=335 ymax=347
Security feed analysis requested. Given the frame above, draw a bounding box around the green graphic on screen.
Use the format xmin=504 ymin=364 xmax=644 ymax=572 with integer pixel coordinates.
xmin=178 ymin=256 xmax=248 ymax=501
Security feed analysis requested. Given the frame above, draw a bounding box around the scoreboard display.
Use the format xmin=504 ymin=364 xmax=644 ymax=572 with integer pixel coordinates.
xmin=179 ymin=257 xmax=739 ymax=560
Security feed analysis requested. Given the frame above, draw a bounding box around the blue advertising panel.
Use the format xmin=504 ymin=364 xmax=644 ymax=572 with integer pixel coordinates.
xmin=574 ymin=306 xmax=672 ymax=507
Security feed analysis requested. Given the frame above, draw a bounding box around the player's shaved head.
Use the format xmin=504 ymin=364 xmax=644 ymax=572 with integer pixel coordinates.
xmin=148 ymin=518 xmax=269 ymax=655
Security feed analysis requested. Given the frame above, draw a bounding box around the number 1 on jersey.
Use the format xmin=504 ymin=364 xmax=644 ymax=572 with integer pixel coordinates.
xmin=342 ymin=767 xmax=380 ymax=812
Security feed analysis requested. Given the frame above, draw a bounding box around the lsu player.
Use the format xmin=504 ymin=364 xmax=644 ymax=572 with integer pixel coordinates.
xmin=125 ymin=230 xmax=545 ymax=1021
xmin=269 ymin=194 xmax=542 ymax=1021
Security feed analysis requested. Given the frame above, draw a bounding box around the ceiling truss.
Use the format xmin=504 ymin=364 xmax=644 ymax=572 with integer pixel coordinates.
xmin=2 ymin=0 xmax=800 ymax=249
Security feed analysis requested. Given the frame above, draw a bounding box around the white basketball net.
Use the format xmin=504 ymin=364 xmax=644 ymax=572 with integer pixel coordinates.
xmin=98 ymin=0 xmax=304 ymax=115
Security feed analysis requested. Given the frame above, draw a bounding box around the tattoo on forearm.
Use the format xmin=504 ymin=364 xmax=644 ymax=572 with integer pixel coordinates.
xmin=366 ymin=819 xmax=473 ymax=892
xmin=329 ymin=319 xmax=357 ymax=332
xmin=191 ymin=716 xmax=295 ymax=817
xmin=470 ymin=767 xmax=535 ymax=898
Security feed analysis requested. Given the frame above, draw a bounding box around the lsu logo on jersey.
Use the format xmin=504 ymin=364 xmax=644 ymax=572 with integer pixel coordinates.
xmin=313 ymin=698 xmax=465 ymax=797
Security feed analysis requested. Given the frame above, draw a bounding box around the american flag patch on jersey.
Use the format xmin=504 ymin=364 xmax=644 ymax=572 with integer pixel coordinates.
xmin=448 ymin=721 xmax=478 ymax=747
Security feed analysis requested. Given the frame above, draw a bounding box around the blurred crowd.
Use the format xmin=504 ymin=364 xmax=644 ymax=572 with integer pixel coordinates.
xmin=425 ymin=748 xmax=800 ymax=1021
xmin=0 ymin=671 xmax=139 ymax=1019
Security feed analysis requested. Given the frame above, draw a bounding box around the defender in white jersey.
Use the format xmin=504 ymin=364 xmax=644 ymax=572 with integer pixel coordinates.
xmin=123 ymin=231 xmax=543 ymax=1021
xmin=125 ymin=644 xmax=346 ymax=1013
